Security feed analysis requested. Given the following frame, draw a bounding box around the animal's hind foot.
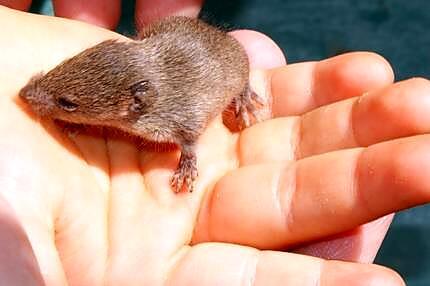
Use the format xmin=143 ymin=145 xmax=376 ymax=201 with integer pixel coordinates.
xmin=234 ymin=84 xmax=264 ymax=129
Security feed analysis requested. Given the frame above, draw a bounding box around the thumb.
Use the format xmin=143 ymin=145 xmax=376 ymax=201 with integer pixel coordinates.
xmin=0 ymin=195 xmax=45 ymax=285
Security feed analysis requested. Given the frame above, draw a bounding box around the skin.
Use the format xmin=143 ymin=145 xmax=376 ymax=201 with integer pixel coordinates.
xmin=1 ymin=4 xmax=430 ymax=286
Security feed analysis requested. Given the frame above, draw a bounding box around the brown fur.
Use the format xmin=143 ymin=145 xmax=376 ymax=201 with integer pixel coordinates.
xmin=19 ymin=16 xmax=258 ymax=192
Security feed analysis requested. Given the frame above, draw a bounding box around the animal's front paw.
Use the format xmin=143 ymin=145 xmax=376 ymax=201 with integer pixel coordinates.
xmin=171 ymin=151 xmax=198 ymax=193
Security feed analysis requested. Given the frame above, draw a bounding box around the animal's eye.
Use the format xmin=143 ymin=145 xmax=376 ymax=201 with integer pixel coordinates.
xmin=128 ymin=80 xmax=153 ymax=115
xmin=131 ymin=80 xmax=150 ymax=95
xmin=56 ymin=97 xmax=78 ymax=112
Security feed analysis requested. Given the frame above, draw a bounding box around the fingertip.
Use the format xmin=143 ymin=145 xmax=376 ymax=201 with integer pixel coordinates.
xmin=363 ymin=265 xmax=405 ymax=286
xmin=315 ymin=52 xmax=394 ymax=104
xmin=323 ymin=261 xmax=405 ymax=286
xmin=352 ymin=77 xmax=430 ymax=147
xmin=229 ymin=29 xmax=286 ymax=69
xmin=270 ymin=51 xmax=396 ymax=117
xmin=53 ymin=0 xmax=121 ymax=30
xmin=361 ymin=52 xmax=395 ymax=84
xmin=0 ymin=0 xmax=32 ymax=11
xmin=135 ymin=0 xmax=203 ymax=31
xmin=294 ymin=214 xmax=394 ymax=263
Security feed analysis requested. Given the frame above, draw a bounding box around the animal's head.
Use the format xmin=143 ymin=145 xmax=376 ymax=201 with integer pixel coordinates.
xmin=19 ymin=40 xmax=159 ymax=128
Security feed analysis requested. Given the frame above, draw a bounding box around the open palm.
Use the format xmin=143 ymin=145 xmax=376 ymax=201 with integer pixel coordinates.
xmin=1 ymin=6 xmax=430 ymax=286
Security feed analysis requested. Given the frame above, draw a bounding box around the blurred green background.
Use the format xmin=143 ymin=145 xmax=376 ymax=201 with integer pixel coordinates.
xmin=30 ymin=0 xmax=430 ymax=285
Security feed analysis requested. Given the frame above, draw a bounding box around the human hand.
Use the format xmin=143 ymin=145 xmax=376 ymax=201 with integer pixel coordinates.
xmin=0 ymin=6 xmax=428 ymax=286
xmin=0 ymin=0 xmax=392 ymax=264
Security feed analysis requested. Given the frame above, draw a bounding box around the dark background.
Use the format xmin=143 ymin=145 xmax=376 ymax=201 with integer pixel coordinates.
xmin=31 ymin=0 xmax=430 ymax=285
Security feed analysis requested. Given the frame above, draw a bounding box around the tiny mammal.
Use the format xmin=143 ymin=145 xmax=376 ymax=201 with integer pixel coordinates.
xmin=19 ymin=16 xmax=262 ymax=192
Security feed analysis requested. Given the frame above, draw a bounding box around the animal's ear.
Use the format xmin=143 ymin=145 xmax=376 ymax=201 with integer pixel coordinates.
xmin=129 ymin=80 xmax=156 ymax=114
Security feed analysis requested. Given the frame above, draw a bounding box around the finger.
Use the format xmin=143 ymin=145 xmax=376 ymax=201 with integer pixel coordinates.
xmin=229 ymin=30 xmax=286 ymax=69
xmin=104 ymin=138 xmax=151 ymax=281
xmin=105 ymin=138 xmax=198 ymax=284
xmin=270 ymin=52 xmax=394 ymax=117
xmin=194 ymin=135 xmax=430 ymax=249
xmin=104 ymin=118 xmax=240 ymax=284
xmin=298 ymin=78 xmax=430 ymax=157
xmin=239 ymin=78 xmax=430 ymax=165
xmin=294 ymin=215 xmax=393 ymax=263
xmin=53 ymin=0 xmax=121 ymax=30
xmin=167 ymin=243 xmax=404 ymax=286
xmin=54 ymin=134 xmax=110 ymax=286
xmin=0 ymin=0 xmax=32 ymax=10
xmin=0 ymin=195 xmax=45 ymax=285
xmin=105 ymin=138 xmax=150 ymax=254
xmin=135 ymin=0 xmax=203 ymax=31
